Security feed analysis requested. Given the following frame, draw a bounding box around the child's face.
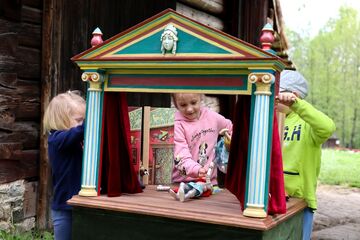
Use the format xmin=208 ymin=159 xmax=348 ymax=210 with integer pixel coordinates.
xmin=69 ymin=103 xmax=86 ymax=128
xmin=174 ymin=93 xmax=201 ymax=120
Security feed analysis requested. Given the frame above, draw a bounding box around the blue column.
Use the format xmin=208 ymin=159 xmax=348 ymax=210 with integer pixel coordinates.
xmin=243 ymin=72 xmax=274 ymax=218
xmin=78 ymin=71 xmax=104 ymax=197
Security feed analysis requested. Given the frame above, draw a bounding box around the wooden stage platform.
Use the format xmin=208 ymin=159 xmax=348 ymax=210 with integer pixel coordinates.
xmin=69 ymin=185 xmax=306 ymax=239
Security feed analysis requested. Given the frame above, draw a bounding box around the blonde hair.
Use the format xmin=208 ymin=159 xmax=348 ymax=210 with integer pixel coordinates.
xmin=43 ymin=91 xmax=86 ymax=132
xmin=171 ymin=93 xmax=203 ymax=109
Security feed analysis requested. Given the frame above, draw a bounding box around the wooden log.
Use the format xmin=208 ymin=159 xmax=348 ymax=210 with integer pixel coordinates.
xmin=17 ymin=46 xmax=41 ymax=64
xmin=0 ymin=78 xmax=40 ymax=120
xmin=0 ymin=110 xmax=16 ymax=124
xmin=0 ymin=73 xmax=17 ymax=89
xmin=21 ymin=5 xmax=42 ymax=24
xmin=19 ymin=23 xmax=42 ymax=48
xmin=0 ymin=59 xmax=18 ymax=73
xmin=0 ymin=32 xmax=18 ymax=57
xmin=0 ymin=154 xmax=38 ymax=184
xmin=22 ymin=0 xmax=42 ymax=9
xmin=0 ymin=142 xmax=22 ymax=159
xmin=0 ymin=122 xmax=39 ymax=149
xmin=23 ymin=181 xmax=38 ymax=218
xmin=0 ymin=19 xmax=20 ymax=33
xmin=0 ymin=144 xmax=38 ymax=165
xmin=0 ymin=0 xmax=22 ymax=21
xmin=178 ymin=0 xmax=223 ymax=15
xmin=176 ymin=2 xmax=224 ymax=30
xmin=14 ymin=46 xmax=41 ymax=79
xmin=17 ymin=63 xmax=41 ymax=79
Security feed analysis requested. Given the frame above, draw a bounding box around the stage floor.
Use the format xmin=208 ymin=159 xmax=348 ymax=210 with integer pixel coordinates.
xmin=69 ymin=185 xmax=306 ymax=231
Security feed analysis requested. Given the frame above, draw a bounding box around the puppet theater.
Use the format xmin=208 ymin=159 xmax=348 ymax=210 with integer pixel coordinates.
xmin=69 ymin=9 xmax=306 ymax=239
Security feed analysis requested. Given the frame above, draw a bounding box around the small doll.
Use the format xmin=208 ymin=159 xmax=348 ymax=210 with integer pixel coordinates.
xmin=215 ymin=128 xmax=232 ymax=173
xmin=169 ymin=162 xmax=215 ymax=202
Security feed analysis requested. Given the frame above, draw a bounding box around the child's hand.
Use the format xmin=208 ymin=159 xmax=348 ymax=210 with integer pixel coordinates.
xmin=276 ymin=92 xmax=298 ymax=107
xmin=198 ymin=168 xmax=207 ymax=178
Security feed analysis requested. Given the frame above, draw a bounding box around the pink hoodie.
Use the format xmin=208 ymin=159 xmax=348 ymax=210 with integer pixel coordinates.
xmin=172 ymin=107 xmax=232 ymax=185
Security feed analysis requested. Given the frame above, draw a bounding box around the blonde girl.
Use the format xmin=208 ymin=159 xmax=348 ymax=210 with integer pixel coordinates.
xmin=43 ymin=90 xmax=86 ymax=240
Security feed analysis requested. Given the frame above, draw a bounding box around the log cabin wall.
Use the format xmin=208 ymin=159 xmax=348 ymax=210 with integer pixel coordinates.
xmin=0 ymin=0 xmax=42 ymax=184
xmin=0 ymin=0 xmax=42 ymax=232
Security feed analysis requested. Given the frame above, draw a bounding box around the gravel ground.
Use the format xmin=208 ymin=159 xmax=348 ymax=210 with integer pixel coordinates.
xmin=312 ymin=184 xmax=360 ymax=240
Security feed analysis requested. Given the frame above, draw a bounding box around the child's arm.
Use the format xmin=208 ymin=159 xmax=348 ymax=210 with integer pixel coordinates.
xmin=291 ymin=98 xmax=336 ymax=145
xmin=215 ymin=112 xmax=233 ymax=134
xmin=50 ymin=123 xmax=85 ymax=150
xmin=173 ymin=124 xmax=202 ymax=178
xmin=278 ymin=92 xmax=336 ymax=145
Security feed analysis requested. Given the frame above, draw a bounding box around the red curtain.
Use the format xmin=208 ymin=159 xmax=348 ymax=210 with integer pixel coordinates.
xmin=100 ymin=92 xmax=142 ymax=196
xmin=268 ymin=113 xmax=286 ymax=214
xmin=225 ymin=95 xmax=286 ymax=214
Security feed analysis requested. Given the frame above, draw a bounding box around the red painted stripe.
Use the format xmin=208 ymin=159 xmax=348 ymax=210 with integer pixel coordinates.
xmin=168 ymin=19 xmax=248 ymax=56
xmin=74 ymin=56 xmax=276 ymax=61
xmin=95 ymin=18 xmax=255 ymax=59
xmin=72 ymin=9 xmax=176 ymax=60
xmin=109 ymin=76 xmax=245 ymax=87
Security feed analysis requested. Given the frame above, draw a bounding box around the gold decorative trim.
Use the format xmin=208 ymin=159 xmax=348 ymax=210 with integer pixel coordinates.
xmin=248 ymin=72 xmax=274 ymax=95
xmin=81 ymin=72 xmax=104 ymax=91
xmin=79 ymin=186 xmax=97 ymax=197
xmin=243 ymin=204 xmax=267 ymax=218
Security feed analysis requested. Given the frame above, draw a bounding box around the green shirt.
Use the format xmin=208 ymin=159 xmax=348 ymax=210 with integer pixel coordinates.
xmin=283 ymin=99 xmax=336 ymax=209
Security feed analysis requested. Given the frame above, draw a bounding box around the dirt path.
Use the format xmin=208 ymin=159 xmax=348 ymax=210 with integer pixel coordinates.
xmin=312 ymin=184 xmax=360 ymax=240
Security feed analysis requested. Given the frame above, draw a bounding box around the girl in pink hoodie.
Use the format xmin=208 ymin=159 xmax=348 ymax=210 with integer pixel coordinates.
xmin=171 ymin=93 xmax=232 ymax=186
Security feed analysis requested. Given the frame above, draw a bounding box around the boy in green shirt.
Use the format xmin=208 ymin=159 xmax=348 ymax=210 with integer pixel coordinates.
xmin=277 ymin=70 xmax=336 ymax=240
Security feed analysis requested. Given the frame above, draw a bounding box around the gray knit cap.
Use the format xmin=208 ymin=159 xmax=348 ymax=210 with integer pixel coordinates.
xmin=280 ymin=70 xmax=309 ymax=99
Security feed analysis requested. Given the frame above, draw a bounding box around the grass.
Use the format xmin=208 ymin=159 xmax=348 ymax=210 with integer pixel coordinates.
xmin=319 ymin=148 xmax=360 ymax=187
xmin=0 ymin=230 xmax=53 ymax=240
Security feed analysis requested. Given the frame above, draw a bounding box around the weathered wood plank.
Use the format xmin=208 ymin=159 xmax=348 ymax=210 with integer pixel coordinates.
xmin=0 ymin=73 xmax=17 ymax=88
xmin=17 ymin=46 xmax=41 ymax=64
xmin=21 ymin=5 xmax=42 ymax=24
xmin=37 ymin=0 xmax=62 ymax=229
xmin=0 ymin=18 xmax=20 ymax=33
xmin=176 ymin=2 xmax=224 ymax=30
xmin=0 ymin=156 xmax=38 ymax=184
xmin=22 ymin=0 xmax=42 ymax=9
xmin=19 ymin=23 xmax=42 ymax=48
xmin=0 ymin=122 xmax=39 ymax=149
xmin=0 ymin=32 xmax=18 ymax=57
xmin=15 ymin=46 xmax=42 ymax=79
xmin=0 ymin=0 xmax=22 ymax=21
xmin=24 ymin=181 xmax=38 ymax=218
xmin=0 ymin=58 xmax=18 ymax=73
xmin=17 ymin=63 xmax=41 ymax=79
xmin=0 ymin=142 xmax=22 ymax=159
xmin=0 ymin=78 xmax=40 ymax=120
xmin=178 ymin=0 xmax=224 ymax=15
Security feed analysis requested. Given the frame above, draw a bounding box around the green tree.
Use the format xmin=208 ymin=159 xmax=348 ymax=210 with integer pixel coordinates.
xmin=286 ymin=6 xmax=360 ymax=148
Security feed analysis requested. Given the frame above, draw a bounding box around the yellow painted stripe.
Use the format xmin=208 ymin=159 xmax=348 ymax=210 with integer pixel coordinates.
xmin=103 ymin=87 xmax=252 ymax=95
xmin=80 ymin=12 xmax=269 ymax=59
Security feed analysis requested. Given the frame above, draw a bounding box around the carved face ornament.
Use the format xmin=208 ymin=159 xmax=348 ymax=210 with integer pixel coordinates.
xmin=160 ymin=24 xmax=178 ymax=55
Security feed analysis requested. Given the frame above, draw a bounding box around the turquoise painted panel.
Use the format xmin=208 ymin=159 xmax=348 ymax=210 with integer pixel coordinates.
xmin=116 ymin=30 xmax=231 ymax=55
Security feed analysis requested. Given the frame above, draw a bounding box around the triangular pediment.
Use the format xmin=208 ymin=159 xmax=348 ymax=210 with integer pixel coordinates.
xmin=72 ymin=9 xmax=276 ymax=61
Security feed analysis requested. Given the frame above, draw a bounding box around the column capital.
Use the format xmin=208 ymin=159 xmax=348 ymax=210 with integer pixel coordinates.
xmin=248 ymin=72 xmax=275 ymax=95
xmin=81 ymin=71 xmax=104 ymax=91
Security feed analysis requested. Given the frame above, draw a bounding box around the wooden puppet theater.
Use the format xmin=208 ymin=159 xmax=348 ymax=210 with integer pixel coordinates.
xmin=69 ymin=9 xmax=306 ymax=239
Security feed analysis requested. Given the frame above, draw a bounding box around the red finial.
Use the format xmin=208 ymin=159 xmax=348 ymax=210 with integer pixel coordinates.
xmin=260 ymin=23 xmax=275 ymax=51
xmin=91 ymin=27 xmax=103 ymax=47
